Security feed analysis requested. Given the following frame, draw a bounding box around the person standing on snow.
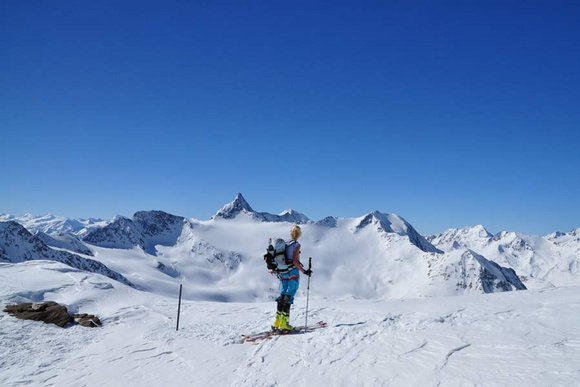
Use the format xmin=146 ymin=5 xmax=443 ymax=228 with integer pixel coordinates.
xmin=272 ymin=225 xmax=312 ymax=332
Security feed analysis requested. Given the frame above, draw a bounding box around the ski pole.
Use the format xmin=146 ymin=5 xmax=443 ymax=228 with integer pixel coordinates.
xmin=304 ymin=257 xmax=312 ymax=333
xmin=176 ymin=284 xmax=182 ymax=331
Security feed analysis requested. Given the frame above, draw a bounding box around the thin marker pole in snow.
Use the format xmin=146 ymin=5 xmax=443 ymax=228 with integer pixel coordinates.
xmin=304 ymin=257 xmax=312 ymax=333
xmin=176 ymin=284 xmax=183 ymax=331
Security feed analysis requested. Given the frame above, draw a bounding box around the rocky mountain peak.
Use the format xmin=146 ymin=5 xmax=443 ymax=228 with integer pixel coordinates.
xmin=355 ymin=211 xmax=442 ymax=254
xmin=212 ymin=193 xmax=255 ymax=220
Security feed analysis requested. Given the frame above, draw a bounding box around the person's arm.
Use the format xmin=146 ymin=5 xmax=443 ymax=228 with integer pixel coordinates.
xmin=292 ymin=244 xmax=311 ymax=275
xmin=292 ymin=244 xmax=305 ymax=273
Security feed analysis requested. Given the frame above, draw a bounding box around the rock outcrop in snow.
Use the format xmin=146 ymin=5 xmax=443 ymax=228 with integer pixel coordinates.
xmin=4 ymin=301 xmax=73 ymax=327
xmin=0 ymin=221 xmax=134 ymax=287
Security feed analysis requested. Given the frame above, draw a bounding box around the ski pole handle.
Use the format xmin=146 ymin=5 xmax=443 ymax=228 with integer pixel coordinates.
xmin=308 ymin=257 xmax=312 ymax=270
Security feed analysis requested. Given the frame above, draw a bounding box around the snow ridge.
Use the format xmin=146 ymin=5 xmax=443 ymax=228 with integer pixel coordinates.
xmin=465 ymin=249 xmax=527 ymax=292
xmin=355 ymin=211 xmax=443 ymax=253
xmin=36 ymin=232 xmax=94 ymax=256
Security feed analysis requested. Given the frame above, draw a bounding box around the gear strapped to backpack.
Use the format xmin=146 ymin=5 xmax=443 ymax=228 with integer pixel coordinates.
xmin=264 ymin=238 xmax=296 ymax=273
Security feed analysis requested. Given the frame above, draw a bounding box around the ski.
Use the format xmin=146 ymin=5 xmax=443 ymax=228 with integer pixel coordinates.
xmin=241 ymin=321 xmax=327 ymax=344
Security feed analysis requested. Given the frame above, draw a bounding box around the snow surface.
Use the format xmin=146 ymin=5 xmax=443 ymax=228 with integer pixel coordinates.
xmin=1 ymin=260 xmax=579 ymax=386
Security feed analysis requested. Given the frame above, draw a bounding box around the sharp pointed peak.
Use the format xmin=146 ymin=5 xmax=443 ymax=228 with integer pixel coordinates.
xmin=212 ymin=193 xmax=255 ymax=220
xmin=233 ymin=193 xmax=252 ymax=208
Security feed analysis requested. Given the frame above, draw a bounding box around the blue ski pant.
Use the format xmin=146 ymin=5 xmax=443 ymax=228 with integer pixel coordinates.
xmin=278 ymin=268 xmax=300 ymax=304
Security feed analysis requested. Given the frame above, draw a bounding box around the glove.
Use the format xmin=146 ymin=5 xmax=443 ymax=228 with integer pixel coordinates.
xmin=303 ymin=269 xmax=312 ymax=277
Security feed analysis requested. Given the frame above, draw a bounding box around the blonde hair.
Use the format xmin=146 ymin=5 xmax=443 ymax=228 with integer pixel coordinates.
xmin=290 ymin=225 xmax=302 ymax=240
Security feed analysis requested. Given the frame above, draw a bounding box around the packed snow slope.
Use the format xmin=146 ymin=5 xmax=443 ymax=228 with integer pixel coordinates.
xmin=1 ymin=260 xmax=579 ymax=387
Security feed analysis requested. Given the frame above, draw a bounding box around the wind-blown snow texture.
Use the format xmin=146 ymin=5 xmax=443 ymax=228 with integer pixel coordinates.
xmin=1 ymin=260 xmax=579 ymax=386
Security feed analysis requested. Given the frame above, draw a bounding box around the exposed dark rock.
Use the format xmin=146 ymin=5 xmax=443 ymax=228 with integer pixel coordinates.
xmin=4 ymin=302 xmax=103 ymax=328
xmin=4 ymin=302 xmax=73 ymax=327
xmin=73 ymin=313 xmax=102 ymax=327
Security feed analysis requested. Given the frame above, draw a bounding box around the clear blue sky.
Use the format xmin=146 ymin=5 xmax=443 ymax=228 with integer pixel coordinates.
xmin=1 ymin=1 xmax=579 ymax=235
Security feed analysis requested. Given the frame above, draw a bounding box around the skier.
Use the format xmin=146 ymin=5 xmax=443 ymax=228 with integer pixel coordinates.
xmin=272 ymin=225 xmax=312 ymax=333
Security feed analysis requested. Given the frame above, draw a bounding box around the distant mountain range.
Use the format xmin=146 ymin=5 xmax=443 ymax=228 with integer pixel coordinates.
xmin=428 ymin=225 xmax=580 ymax=288
xmin=0 ymin=213 xmax=107 ymax=236
xmin=1 ymin=193 xmax=578 ymax=301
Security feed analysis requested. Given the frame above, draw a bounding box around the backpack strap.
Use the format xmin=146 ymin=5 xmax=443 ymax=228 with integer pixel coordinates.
xmin=284 ymin=240 xmax=298 ymax=266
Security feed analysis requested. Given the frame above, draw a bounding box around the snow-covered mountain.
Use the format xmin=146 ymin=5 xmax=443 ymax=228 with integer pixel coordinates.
xmin=2 ymin=194 xmax=578 ymax=301
xmin=429 ymin=225 xmax=580 ymax=288
xmin=546 ymin=228 xmax=580 ymax=250
xmin=83 ymin=211 xmax=185 ymax=254
xmin=354 ymin=211 xmax=442 ymax=254
xmin=35 ymin=231 xmax=94 ymax=256
xmin=315 ymin=216 xmax=338 ymax=227
xmin=36 ymin=196 xmax=529 ymax=299
xmin=0 ymin=221 xmax=133 ymax=287
xmin=212 ymin=193 xmax=310 ymax=224
xmin=83 ymin=216 xmax=144 ymax=249
xmin=427 ymin=249 xmax=526 ymax=294
xmin=0 ymin=213 xmax=106 ymax=236
xmin=427 ymin=224 xmax=493 ymax=251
